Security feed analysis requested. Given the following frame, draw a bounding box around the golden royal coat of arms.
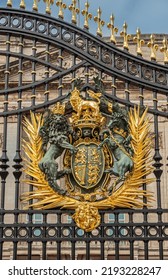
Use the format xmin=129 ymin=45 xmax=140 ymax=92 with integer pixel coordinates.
xmin=21 ymin=79 xmax=154 ymax=232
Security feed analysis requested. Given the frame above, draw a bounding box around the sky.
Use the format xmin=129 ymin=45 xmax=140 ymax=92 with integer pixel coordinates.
xmin=0 ymin=0 xmax=168 ymax=36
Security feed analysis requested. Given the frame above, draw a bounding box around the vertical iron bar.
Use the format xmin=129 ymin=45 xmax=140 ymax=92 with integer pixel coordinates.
xmin=100 ymin=213 xmax=105 ymax=259
xmin=114 ymin=213 xmax=119 ymax=259
xmin=85 ymin=233 xmax=90 ymax=260
xmin=13 ymin=35 xmax=24 ymax=259
xmin=57 ymin=213 xmax=61 ymax=259
xmin=28 ymin=212 xmax=33 ymax=259
xmin=111 ymin=76 xmax=116 ymax=96
xmin=44 ymin=43 xmax=50 ymax=103
xmin=31 ymin=38 xmax=37 ymax=105
xmin=42 ymin=213 xmax=47 ymax=260
xmin=71 ymin=54 xmax=76 ymax=90
xmin=153 ymin=91 xmax=163 ymax=208
xmin=0 ymin=33 xmax=10 ymax=260
xmin=129 ymin=212 xmax=134 ymax=259
xmin=144 ymin=210 xmax=148 ymax=260
xmin=71 ymin=216 xmax=76 ymax=260
xmin=58 ymin=48 xmax=63 ymax=96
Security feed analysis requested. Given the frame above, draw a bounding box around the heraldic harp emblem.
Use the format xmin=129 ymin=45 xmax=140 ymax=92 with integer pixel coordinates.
xmin=22 ymin=79 xmax=154 ymax=232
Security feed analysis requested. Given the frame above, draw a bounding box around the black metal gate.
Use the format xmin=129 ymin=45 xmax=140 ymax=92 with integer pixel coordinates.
xmin=0 ymin=3 xmax=168 ymax=260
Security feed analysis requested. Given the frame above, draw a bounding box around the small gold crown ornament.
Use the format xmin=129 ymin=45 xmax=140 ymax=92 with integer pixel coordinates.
xmin=51 ymin=102 xmax=65 ymax=115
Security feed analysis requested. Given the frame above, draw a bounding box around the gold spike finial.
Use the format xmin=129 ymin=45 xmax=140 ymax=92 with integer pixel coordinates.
xmin=56 ymin=0 xmax=67 ymax=19
xmin=147 ymin=34 xmax=158 ymax=61
xmin=133 ymin=28 xmax=145 ymax=56
xmin=107 ymin=14 xmax=118 ymax=44
xmin=20 ymin=0 xmax=25 ymax=9
xmin=43 ymin=0 xmax=54 ymax=15
xmin=33 ymin=0 xmax=40 ymax=11
xmin=160 ymin=37 xmax=168 ymax=64
xmin=120 ymin=22 xmax=131 ymax=50
xmin=81 ymin=1 xmax=92 ymax=30
xmin=7 ymin=0 xmax=12 ymax=7
xmin=69 ymin=0 xmax=80 ymax=25
xmin=94 ymin=7 xmax=105 ymax=37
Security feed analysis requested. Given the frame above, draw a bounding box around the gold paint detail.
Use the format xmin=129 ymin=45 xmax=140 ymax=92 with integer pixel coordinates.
xmin=94 ymin=7 xmax=105 ymax=37
xmin=81 ymin=1 xmax=92 ymax=30
xmin=107 ymin=14 xmax=118 ymax=44
xmin=120 ymin=22 xmax=131 ymax=50
xmin=108 ymin=102 xmax=113 ymax=113
xmin=20 ymin=0 xmax=26 ymax=9
xmin=69 ymin=87 xmax=105 ymax=129
xmin=72 ymin=204 xmax=101 ymax=232
xmin=58 ymin=85 xmax=64 ymax=89
xmin=133 ymin=28 xmax=145 ymax=56
xmin=58 ymin=55 xmax=64 ymax=59
xmin=68 ymin=0 xmax=80 ymax=25
xmin=160 ymin=37 xmax=168 ymax=64
xmin=7 ymin=0 xmax=12 ymax=7
xmin=51 ymin=102 xmax=65 ymax=114
xmin=111 ymin=84 xmax=117 ymax=89
xmin=33 ymin=0 xmax=40 ymax=11
xmin=139 ymin=94 xmax=144 ymax=99
xmin=56 ymin=0 xmax=67 ymax=19
xmin=147 ymin=34 xmax=158 ymax=61
xmin=43 ymin=0 xmax=54 ymax=14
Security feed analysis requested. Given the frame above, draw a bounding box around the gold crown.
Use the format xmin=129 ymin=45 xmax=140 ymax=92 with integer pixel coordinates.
xmin=113 ymin=127 xmax=127 ymax=138
xmin=69 ymin=88 xmax=105 ymax=128
xmin=51 ymin=102 xmax=65 ymax=115
xmin=70 ymin=113 xmax=105 ymax=129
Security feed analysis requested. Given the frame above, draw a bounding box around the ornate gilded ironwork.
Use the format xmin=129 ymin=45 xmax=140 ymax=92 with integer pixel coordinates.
xmin=43 ymin=0 xmax=54 ymax=14
xmin=33 ymin=0 xmax=40 ymax=11
xmin=20 ymin=0 xmax=25 ymax=9
xmin=21 ymin=80 xmax=154 ymax=232
xmin=94 ymin=7 xmax=105 ymax=37
xmin=69 ymin=0 xmax=80 ymax=25
xmin=7 ymin=0 xmax=12 ymax=7
xmin=133 ymin=28 xmax=145 ymax=56
xmin=160 ymin=37 xmax=168 ymax=64
xmin=120 ymin=22 xmax=131 ymax=50
xmin=107 ymin=14 xmax=118 ymax=44
xmin=56 ymin=0 xmax=67 ymax=19
xmin=147 ymin=34 xmax=159 ymax=61
xmin=81 ymin=1 xmax=92 ymax=30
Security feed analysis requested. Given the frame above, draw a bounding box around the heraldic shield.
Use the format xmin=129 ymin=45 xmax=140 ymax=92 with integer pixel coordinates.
xmin=72 ymin=141 xmax=104 ymax=189
xmin=21 ymin=78 xmax=154 ymax=232
xmin=67 ymin=139 xmax=110 ymax=192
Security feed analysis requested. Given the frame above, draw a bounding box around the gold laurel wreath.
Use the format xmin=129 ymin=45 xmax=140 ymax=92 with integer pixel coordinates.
xmin=21 ymin=107 xmax=154 ymax=231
